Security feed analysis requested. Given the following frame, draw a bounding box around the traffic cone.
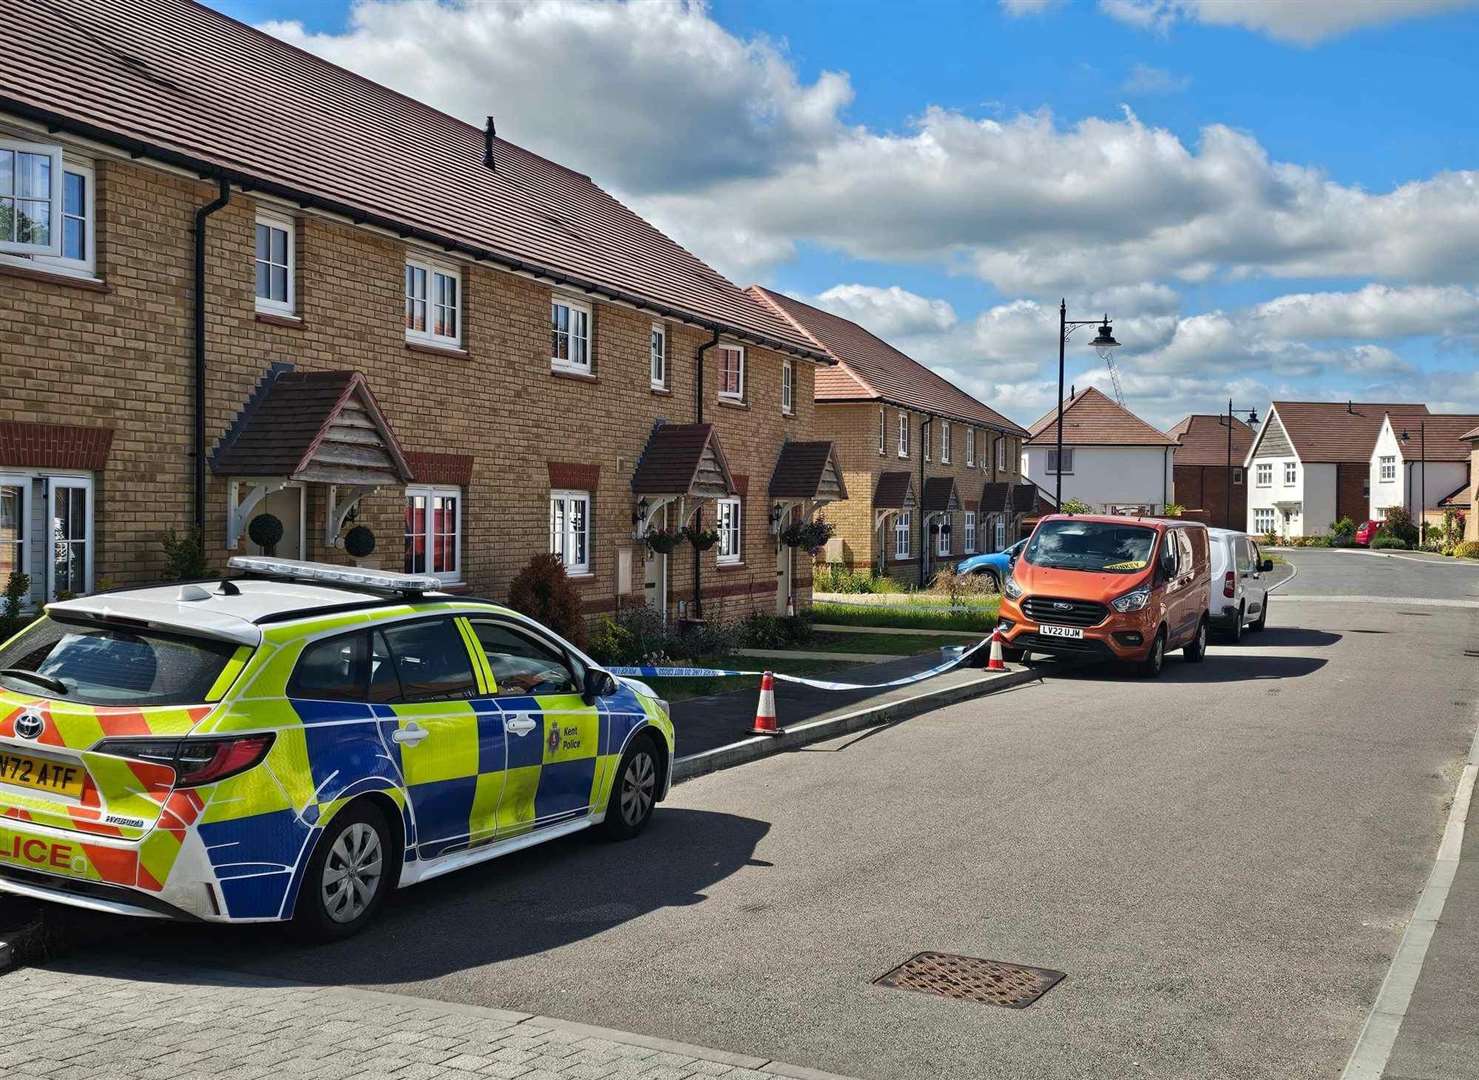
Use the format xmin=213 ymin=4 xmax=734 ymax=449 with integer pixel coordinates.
xmin=749 ymin=671 xmax=781 ymax=735
xmin=986 ymin=628 xmax=1007 ymax=671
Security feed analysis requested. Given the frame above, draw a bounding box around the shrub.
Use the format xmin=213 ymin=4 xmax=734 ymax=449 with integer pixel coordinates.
xmin=0 ymin=571 xmax=33 ymax=643
xmin=1371 ymin=535 xmax=1408 ymax=550
xmin=672 ymin=615 xmax=738 ymax=659
xmin=507 ymin=553 xmax=586 ymax=647
xmin=929 ymin=566 xmax=999 ymax=603
xmin=1163 ymin=503 xmax=1185 ymax=518
xmin=1331 ymin=517 xmax=1356 ymax=539
xmin=737 ymin=611 xmax=816 ymax=650
xmin=1381 ymin=506 xmax=1420 ymax=548
xmin=1262 ymin=530 xmax=1281 ymax=546
xmin=813 ymin=562 xmax=902 ymax=594
xmin=1453 ymin=540 xmax=1479 ymax=560
xmin=161 ymin=528 xmax=209 ymax=580
xmin=1061 ymin=498 xmax=1092 ymax=515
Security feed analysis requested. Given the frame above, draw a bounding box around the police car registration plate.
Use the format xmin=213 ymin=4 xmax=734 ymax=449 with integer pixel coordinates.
xmin=1039 ymin=624 xmax=1084 ymax=639
xmin=0 ymin=750 xmax=85 ymax=799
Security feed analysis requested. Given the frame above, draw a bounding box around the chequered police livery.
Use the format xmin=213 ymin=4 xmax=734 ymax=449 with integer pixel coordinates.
xmin=0 ymin=594 xmax=673 ymax=925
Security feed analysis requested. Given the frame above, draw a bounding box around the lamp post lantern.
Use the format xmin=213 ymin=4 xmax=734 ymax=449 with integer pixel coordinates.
xmin=1220 ymin=400 xmax=1259 ymax=527
xmin=1055 ymin=302 xmax=1120 ymax=508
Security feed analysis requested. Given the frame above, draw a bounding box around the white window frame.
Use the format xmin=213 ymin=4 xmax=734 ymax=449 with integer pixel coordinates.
xmin=878 ymin=407 xmax=886 ymax=456
xmin=1253 ymin=507 xmax=1276 ymax=534
xmin=781 ymin=358 xmax=794 ymax=415
xmin=650 ymin=322 xmax=666 ymax=389
xmin=1256 ymin=462 xmax=1273 ymax=487
xmin=1379 ymin=455 xmax=1396 ymax=483
xmin=935 ymin=517 xmax=951 ymax=557
xmin=550 ymin=296 xmax=592 ymax=373
xmin=717 ymin=344 xmax=745 ymax=402
xmin=46 ymin=475 xmax=93 ymax=600
xmin=964 ymin=510 xmax=976 ymax=553
xmin=1047 ymin=447 xmax=1074 ymax=475
xmin=966 ymin=429 xmax=975 ymax=468
xmin=897 ymin=412 xmax=909 ymax=458
xmin=716 ymin=497 xmax=742 ymax=564
xmin=0 ymin=475 xmax=32 ymax=595
xmin=406 ymin=255 xmax=462 ymax=348
xmin=994 ymin=516 xmax=1007 ymax=551
xmin=405 ymin=484 xmax=463 ymax=584
xmin=0 ymin=150 xmax=96 ymax=279
xmin=940 ymin=421 xmax=951 ymax=464
xmin=996 ymin=437 xmax=1009 ymax=473
xmin=0 ymin=139 xmax=64 ymax=257
xmin=549 ymin=488 xmax=592 ymax=575
xmin=894 ymin=511 xmax=911 ymax=560
xmin=1284 ymin=461 xmax=1298 ymax=486
xmin=254 ymin=210 xmax=295 ymax=317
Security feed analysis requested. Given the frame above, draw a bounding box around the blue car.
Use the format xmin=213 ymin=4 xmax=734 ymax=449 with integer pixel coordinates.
xmin=955 ymin=539 xmax=1027 ymax=591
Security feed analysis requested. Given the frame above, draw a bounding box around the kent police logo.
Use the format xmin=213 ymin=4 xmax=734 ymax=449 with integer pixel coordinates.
xmin=15 ymin=711 xmax=44 ymax=741
xmin=547 ymin=721 xmax=561 ymax=755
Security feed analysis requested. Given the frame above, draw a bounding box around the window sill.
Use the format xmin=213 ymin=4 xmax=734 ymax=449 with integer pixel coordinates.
xmin=566 ymin=571 xmax=597 ymax=583
xmin=255 ymin=310 xmax=303 ymax=328
xmin=650 ymin=385 xmax=671 ymax=396
xmin=551 ymin=368 xmax=598 ymax=384
xmin=0 ymin=261 xmax=108 ymax=292
xmin=406 ymin=340 xmax=469 ymax=359
xmin=716 ymin=397 xmax=748 ymax=410
xmin=715 ymin=561 xmax=747 ymax=571
xmin=782 ymin=409 xmax=796 ymax=419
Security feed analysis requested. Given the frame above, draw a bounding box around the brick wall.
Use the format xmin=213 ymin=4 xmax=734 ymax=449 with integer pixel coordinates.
xmin=1174 ymin=465 xmax=1247 ymax=530
xmin=0 ymin=153 xmax=818 ymax=623
xmin=1335 ymin=463 xmax=1369 ymax=527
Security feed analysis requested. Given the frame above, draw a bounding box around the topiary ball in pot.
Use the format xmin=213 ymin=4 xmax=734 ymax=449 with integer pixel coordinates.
xmin=247 ymin=513 xmax=284 ymax=555
xmin=344 ymin=525 xmax=376 ymax=559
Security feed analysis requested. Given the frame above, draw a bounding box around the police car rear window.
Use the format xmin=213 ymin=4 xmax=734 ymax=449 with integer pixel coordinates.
xmin=0 ymin=616 xmax=237 ymax=707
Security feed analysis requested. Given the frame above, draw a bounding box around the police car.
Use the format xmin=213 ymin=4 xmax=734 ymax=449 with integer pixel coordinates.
xmin=0 ymin=558 xmax=674 ymax=939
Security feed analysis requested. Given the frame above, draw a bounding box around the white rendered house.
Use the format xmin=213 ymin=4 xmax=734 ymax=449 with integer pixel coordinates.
xmin=1022 ymin=387 xmax=1175 ymax=514
xmin=1369 ymin=412 xmax=1479 ymax=524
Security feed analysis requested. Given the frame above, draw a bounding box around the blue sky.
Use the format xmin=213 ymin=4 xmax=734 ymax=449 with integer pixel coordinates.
xmin=215 ymin=0 xmax=1479 ymax=428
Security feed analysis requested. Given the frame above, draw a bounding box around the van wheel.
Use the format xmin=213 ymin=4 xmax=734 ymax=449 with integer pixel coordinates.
xmin=602 ymin=734 xmax=660 ymax=841
xmin=1137 ymin=629 xmax=1166 ymax=679
xmin=294 ymin=800 xmax=392 ymax=942
xmin=1183 ymin=617 xmax=1208 ymax=663
xmin=1250 ymin=596 xmax=1268 ymax=632
xmin=1226 ymin=605 xmax=1243 ymax=644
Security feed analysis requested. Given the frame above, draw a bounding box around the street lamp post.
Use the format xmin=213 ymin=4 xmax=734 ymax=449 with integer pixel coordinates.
xmin=1219 ymin=400 xmax=1259 ymax=527
xmin=1401 ymin=424 xmax=1426 ymax=545
xmin=1056 ymin=302 xmax=1120 ymax=508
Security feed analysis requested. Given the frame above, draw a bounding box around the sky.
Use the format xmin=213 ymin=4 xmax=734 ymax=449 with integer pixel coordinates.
xmin=211 ymin=0 xmax=1479 ymax=431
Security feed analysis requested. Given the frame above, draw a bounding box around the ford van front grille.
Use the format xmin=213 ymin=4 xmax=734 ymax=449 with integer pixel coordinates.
xmin=1022 ymin=597 xmax=1108 ymax=627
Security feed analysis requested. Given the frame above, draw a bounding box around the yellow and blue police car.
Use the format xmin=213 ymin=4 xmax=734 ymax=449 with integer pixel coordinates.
xmin=0 ymin=557 xmax=674 ymax=939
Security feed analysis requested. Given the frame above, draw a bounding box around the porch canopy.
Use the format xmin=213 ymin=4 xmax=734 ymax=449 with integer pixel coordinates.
xmin=631 ymin=422 xmax=736 ymax=536
xmin=981 ymin=480 xmax=1039 ymax=514
xmin=768 ymin=440 xmax=847 ymax=505
xmin=921 ymin=476 xmax=961 ymax=515
xmin=873 ymin=470 xmax=916 ymax=529
xmin=213 ymin=368 xmax=414 ymax=549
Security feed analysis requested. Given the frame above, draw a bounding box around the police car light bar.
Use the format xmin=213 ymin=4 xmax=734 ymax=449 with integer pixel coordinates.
xmin=227 ymin=556 xmax=442 ymax=595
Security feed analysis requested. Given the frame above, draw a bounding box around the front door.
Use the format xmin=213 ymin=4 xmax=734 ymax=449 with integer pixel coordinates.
xmin=466 ymin=619 xmax=599 ymax=838
xmin=776 ymin=506 xmax=795 ymax=615
xmin=643 ymin=505 xmax=668 ymax=620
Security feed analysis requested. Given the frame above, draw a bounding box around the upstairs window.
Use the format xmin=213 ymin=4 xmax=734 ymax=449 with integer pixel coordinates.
xmin=718 ymin=344 xmax=745 ymax=401
xmin=0 ymin=141 xmax=62 ymax=256
xmin=878 ymin=407 xmax=886 ymax=455
xmin=650 ymin=323 xmax=666 ymax=389
xmin=551 ymin=297 xmax=592 ymax=373
xmin=1379 ymin=455 xmax=1395 ymax=482
xmin=254 ymin=212 xmax=295 ymax=316
xmin=966 ymin=429 xmax=975 ymax=468
xmin=898 ymin=412 xmax=909 ymax=458
xmin=995 ymin=437 xmax=1009 ymax=473
xmin=406 ymin=257 xmax=460 ymax=347
xmin=1047 ymin=448 xmax=1074 ymax=475
xmin=940 ymin=421 xmax=951 ymax=464
xmin=1256 ymin=462 xmax=1272 ymax=486
xmin=781 ymin=358 xmax=794 ymax=415
xmin=1284 ymin=461 xmax=1298 ymax=486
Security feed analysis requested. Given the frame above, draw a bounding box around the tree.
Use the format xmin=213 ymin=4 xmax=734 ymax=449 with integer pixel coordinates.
xmin=506 ymin=553 xmax=586 ymax=646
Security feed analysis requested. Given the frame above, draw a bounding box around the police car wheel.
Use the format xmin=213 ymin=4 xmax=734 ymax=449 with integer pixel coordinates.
xmin=295 ymin=801 xmax=392 ymax=941
xmin=603 ymin=736 xmax=660 ymax=841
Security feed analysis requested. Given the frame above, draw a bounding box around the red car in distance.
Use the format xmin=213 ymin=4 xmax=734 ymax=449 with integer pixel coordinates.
xmin=1353 ymin=519 xmax=1383 ymax=546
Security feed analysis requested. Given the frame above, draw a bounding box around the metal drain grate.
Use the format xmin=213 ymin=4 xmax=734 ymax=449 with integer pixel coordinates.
xmin=874 ymin=952 xmax=1065 ymax=1009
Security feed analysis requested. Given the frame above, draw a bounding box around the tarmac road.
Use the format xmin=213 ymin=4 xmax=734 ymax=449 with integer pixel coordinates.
xmin=46 ymin=550 xmax=1479 ymax=1079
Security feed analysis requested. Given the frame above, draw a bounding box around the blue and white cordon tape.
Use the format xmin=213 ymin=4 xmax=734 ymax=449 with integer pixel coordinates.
xmin=607 ymin=635 xmax=989 ymax=691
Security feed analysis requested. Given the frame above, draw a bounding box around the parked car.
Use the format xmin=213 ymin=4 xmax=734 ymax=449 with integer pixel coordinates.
xmin=1353 ymin=519 xmax=1383 ymax=546
xmin=1207 ymin=528 xmax=1274 ymax=642
xmin=956 ymin=539 xmax=1027 ymax=591
xmin=997 ymin=515 xmax=1211 ymax=678
xmin=0 ymin=557 xmax=674 ymax=939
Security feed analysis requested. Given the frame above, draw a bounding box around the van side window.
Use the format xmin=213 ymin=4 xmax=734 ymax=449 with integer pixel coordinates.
xmin=1236 ymin=539 xmax=1253 ymax=574
xmin=378 ymin=619 xmax=478 ymax=703
xmin=1175 ymin=530 xmax=1195 ymax=574
xmin=1158 ymin=533 xmax=1178 ymax=578
xmin=288 ymin=632 xmax=366 ymax=701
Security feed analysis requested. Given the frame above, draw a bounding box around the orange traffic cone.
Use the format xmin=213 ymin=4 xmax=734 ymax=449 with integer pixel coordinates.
xmin=750 ymin=671 xmax=781 ymax=735
xmin=987 ymin=628 xmax=1007 ymax=671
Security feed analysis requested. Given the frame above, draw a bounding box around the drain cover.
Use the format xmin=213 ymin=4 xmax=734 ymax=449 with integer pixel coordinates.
xmin=874 ymin=952 xmax=1064 ymax=1009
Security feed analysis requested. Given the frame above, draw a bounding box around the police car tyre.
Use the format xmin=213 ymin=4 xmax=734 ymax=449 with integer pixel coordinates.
xmin=602 ymin=734 xmax=660 ymax=841
xmin=1138 ymin=628 xmax=1166 ymax=679
xmin=295 ymin=800 xmax=393 ymax=941
xmin=1183 ymin=616 xmax=1208 ymax=663
xmin=1250 ymin=595 xmax=1268 ymax=632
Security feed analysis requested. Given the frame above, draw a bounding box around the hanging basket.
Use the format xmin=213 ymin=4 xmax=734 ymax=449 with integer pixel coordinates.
xmin=344 ymin=525 xmax=377 ymax=559
xmin=683 ymin=525 xmax=720 ymax=551
xmin=247 ymin=512 xmax=284 ymax=555
xmin=644 ymin=528 xmax=683 ymax=555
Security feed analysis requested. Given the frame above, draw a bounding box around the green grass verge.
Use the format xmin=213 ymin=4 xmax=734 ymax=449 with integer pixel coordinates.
xmin=645 ymin=654 xmax=866 ymax=703
xmin=810 ymin=598 xmax=1001 ymax=632
xmin=804 ymin=630 xmax=983 ymax=655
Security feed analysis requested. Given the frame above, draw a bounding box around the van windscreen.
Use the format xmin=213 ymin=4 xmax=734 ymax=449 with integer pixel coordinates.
xmin=1025 ymin=520 xmax=1157 ymax=574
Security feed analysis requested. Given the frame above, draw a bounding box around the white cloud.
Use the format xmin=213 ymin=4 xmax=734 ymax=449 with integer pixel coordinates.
xmin=1099 ymin=0 xmax=1479 ymax=45
xmin=813 ymin=284 xmax=957 ymax=337
xmin=1122 ymin=63 xmax=1190 ymax=95
xmin=1249 ymin=283 xmax=1479 ymax=341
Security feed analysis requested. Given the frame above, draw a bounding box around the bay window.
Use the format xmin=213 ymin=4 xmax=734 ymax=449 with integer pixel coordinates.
xmin=405 ymin=485 xmax=462 ymax=583
xmin=550 ymin=489 xmax=592 ymax=574
xmin=716 ymin=497 xmax=742 ymax=564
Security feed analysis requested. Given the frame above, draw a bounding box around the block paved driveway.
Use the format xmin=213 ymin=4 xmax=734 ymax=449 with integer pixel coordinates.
xmin=27 ymin=551 xmax=1479 ymax=1080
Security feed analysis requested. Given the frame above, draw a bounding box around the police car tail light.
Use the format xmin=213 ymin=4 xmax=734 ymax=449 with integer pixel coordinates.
xmin=91 ymin=734 xmax=275 ymax=787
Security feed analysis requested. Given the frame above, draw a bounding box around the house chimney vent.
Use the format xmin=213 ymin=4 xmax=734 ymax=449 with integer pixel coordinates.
xmin=484 ymin=116 xmax=496 ymax=171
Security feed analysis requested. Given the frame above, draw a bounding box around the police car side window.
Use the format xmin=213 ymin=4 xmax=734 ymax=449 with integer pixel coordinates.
xmin=379 ymin=619 xmax=478 ymax=703
xmin=368 ymin=630 xmax=402 ymax=704
xmin=288 ymin=632 xmax=367 ymax=701
xmin=470 ymin=621 xmax=579 ymax=698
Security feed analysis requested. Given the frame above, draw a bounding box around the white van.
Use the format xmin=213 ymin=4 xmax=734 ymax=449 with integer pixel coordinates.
xmin=1207 ymin=528 xmax=1274 ymax=642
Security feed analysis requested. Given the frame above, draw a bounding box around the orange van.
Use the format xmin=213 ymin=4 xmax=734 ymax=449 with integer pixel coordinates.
xmin=996 ymin=514 xmax=1211 ymax=677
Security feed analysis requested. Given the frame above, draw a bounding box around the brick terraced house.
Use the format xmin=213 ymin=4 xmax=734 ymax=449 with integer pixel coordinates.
xmin=1166 ymin=413 xmax=1255 ymax=530
xmin=0 ymin=0 xmax=841 ymax=621
xmin=749 ymin=287 xmax=1029 ymax=584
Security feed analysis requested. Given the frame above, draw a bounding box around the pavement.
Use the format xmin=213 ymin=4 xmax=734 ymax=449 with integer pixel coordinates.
xmin=3 ymin=548 xmax=1476 ymax=1080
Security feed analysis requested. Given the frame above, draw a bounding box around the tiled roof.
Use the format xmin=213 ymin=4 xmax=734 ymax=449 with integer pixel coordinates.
xmin=212 ymin=370 xmax=412 ymax=483
xmin=1167 ymin=414 xmax=1255 ymax=466
xmin=1026 ymin=387 xmax=1174 ymax=447
xmin=1389 ymin=414 xmax=1479 ymax=463
xmin=1436 ymin=478 xmax=1470 ymax=507
xmin=768 ymin=441 xmax=848 ymax=502
xmin=980 ymin=481 xmax=1040 ymax=513
xmin=748 ymin=287 xmax=1026 ymax=434
xmin=921 ymin=476 xmax=961 ymax=513
xmin=630 ymin=423 xmax=735 ymax=497
xmin=874 ymin=472 xmax=916 ymax=510
xmin=1 ymin=0 xmax=825 ymax=362
xmin=1265 ymin=401 xmax=1429 ymax=463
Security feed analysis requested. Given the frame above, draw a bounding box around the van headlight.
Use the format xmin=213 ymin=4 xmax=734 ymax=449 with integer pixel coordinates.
xmin=1110 ymin=585 xmax=1151 ymax=612
xmin=1003 ymin=575 xmax=1024 ymax=600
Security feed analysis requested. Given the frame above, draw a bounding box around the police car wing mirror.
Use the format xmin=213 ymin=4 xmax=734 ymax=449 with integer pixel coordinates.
xmin=583 ymin=668 xmax=620 ymax=704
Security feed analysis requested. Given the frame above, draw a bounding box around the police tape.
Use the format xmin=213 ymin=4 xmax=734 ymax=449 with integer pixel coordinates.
xmin=607 ymin=636 xmax=989 ymax=691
